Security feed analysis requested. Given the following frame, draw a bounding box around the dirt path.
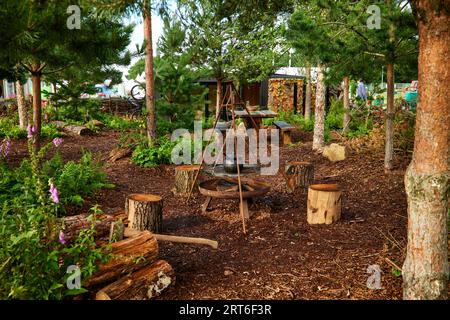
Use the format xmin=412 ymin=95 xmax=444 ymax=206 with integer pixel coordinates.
xmin=8 ymin=130 xmax=411 ymax=299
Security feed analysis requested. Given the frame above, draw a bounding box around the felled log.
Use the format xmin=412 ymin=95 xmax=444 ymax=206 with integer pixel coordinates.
xmin=284 ymin=161 xmax=314 ymax=193
xmin=307 ymin=184 xmax=342 ymax=225
xmin=62 ymin=214 xmax=116 ymax=244
xmin=174 ymin=165 xmax=201 ymax=195
xmin=126 ymin=194 xmax=163 ymax=232
xmin=52 ymin=121 xmax=92 ymax=136
xmin=108 ymin=147 xmax=132 ymax=162
xmin=85 ymin=230 xmax=158 ymax=288
xmin=124 ymin=228 xmax=218 ymax=249
xmin=95 ymin=260 xmax=174 ymax=300
xmin=109 ymin=221 xmax=125 ymax=243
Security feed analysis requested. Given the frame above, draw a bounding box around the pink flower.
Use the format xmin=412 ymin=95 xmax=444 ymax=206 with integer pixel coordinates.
xmin=52 ymin=138 xmax=63 ymax=147
xmin=49 ymin=183 xmax=59 ymax=204
xmin=27 ymin=125 xmax=35 ymax=139
xmin=59 ymin=230 xmax=66 ymax=245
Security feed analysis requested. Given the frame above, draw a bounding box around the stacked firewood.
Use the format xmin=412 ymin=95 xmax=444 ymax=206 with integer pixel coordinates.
xmin=62 ymin=213 xmax=175 ymax=300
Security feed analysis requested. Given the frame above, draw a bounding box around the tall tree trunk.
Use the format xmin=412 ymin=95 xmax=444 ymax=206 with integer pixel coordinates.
xmin=384 ymin=62 xmax=395 ymax=170
xmin=312 ymin=65 xmax=325 ymax=151
xmin=31 ymin=71 xmax=42 ymax=152
xmin=402 ymin=0 xmax=450 ymax=300
xmin=304 ymin=66 xmax=312 ymax=120
xmin=15 ymin=80 xmax=28 ymax=129
xmin=144 ymin=1 xmax=156 ymax=146
xmin=342 ymin=76 xmax=350 ymax=132
xmin=216 ymin=78 xmax=222 ymax=120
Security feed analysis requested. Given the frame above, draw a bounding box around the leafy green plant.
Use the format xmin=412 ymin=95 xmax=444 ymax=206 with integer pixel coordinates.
xmin=0 ymin=117 xmax=62 ymax=139
xmin=132 ymin=137 xmax=178 ymax=168
xmin=325 ymin=99 xmax=344 ymax=130
xmin=0 ymin=145 xmax=113 ymax=209
xmin=346 ymin=124 xmax=370 ymax=138
xmin=0 ymin=139 xmax=111 ymax=299
xmin=43 ymin=152 xmax=114 ymax=207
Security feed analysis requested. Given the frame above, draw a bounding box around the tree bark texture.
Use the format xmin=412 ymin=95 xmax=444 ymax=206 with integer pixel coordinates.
xmin=385 ymin=62 xmax=395 ymax=170
xmin=31 ymin=71 xmax=42 ymax=152
xmin=403 ymin=0 xmax=450 ymax=300
xmin=15 ymin=80 xmax=28 ymax=129
xmin=305 ymin=66 xmax=312 ymax=120
xmin=144 ymin=1 xmax=156 ymax=145
xmin=174 ymin=165 xmax=201 ymax=195
xmin=216 ymin=78 xmax=222 ymax=120
xmin=95 ymin=260 xmax=174 ymax=300
xmin=126 ymin=194 xmax=163 ymax=233
xmin=62 ymin=213 xmax=117 ymax=244
xmin=284 ymin=161 xmax=314 ymax=193
xmin=313 ymin=65 xmax=326 ymax=151
xmin=86 ymin=231 xmax=159 ymax=288
xmin=342 ymin=76 xmax=350 ymax=133
xmin=307 ymin=184 xmax=342 ymax=225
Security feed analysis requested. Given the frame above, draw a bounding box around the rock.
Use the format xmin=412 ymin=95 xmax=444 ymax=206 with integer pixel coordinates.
xmin=224 ymin=270 xmax=234 ymax=276
xmin=322 ymin=143 xmax=346 ymax=162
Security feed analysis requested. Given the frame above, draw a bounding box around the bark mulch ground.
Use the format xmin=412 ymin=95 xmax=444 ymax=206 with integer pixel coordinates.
xmin=8 ymin=129 xmax=412 ymax=300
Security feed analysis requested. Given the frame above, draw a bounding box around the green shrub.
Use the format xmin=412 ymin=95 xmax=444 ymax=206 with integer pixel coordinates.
xmin=43 ymin=152 xmax=114 ymax=207
xmin=0 ymin=146 xmax=113 ymax=209
xmin=132 ymin=137 xmax=178 ymax=167
xmin=325 ymin=99 xmax=344 ymax=130
xmin=0 ymin=117 xmax=63 ymax=139
xmin=47 ymin=99 xmax=102 ymax=123
xmin=0 ymin=140 xmax=111 ymax=299
xmin=346 ymin=124 xmax=370 ymax=138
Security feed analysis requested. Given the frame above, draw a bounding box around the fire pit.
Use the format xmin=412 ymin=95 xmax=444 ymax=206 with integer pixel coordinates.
xmin=198 ymin=177 xmax=270 ymax=220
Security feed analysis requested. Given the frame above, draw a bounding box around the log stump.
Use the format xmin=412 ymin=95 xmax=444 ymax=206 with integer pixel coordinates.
xmin=95 ymin=260 xmax=175 ymax=300
xmin=307 ymin=184 xmax=342 ymax=225
xmin=174 ymin=165 xmax=201 ymax=196
xmin=126 ymin=194 xmax=163 ymax=232
xmin=284 ymin=161 xmax=314 ymax=193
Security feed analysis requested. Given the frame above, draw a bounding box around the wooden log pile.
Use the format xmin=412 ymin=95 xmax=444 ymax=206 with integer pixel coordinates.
xmin=86 ymin=230 xmax=175 ymax=300
xmin=62 ymin=213 xmax=174 ymax=300
xmin=64 ymin=193 xmax=218 ymax=300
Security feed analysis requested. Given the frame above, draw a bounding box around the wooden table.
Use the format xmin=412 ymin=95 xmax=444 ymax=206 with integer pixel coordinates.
xmin=231 ymin=109 xmax=278 ymax=130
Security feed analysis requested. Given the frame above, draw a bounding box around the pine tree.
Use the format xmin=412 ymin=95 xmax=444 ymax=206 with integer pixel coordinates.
xmin=88 ymin=0 xmax=168 ymax=146
xmin=1 ymin=1 xmax=132 ymax=151
xmin=178 ymin=0 xmax=284 ymax=118
xmin=402 ymin=0 xmax=449 ymax=300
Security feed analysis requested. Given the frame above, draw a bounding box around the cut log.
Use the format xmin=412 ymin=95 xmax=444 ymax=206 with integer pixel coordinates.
xmin=307 ymin=184 xmax=342 ymax=225
xmin=53 ymin=121 xmax=68 ymax=129
xmin=95 ymin=260 xmax=174 ymax=300
xmin=63 ymin=124 xmax=92 ymax=136
xmin=85 ymin=230 xmax=158 ymax=288
xmin=284 ymin=161 xmax=314 ymax=193
xmin=109 ymin=221 xmax=125 ymax=243
xmin=62 ymin=214 xmax=117 ymax=244
xmin=126 ymin=194 xmax=163 ymax=232
xmin=108 ymin=147 xmax=132 ymax=162
xmin=52 ymin=121 xmax=92 ymax=136
xmin=174 ymin=165 xmax=201 ymax=196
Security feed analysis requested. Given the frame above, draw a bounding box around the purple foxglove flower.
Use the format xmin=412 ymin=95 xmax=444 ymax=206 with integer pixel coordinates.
xmin=59 ymin=230 xmax=66 ymax=245
xmin=49 ymin=183 xmax=60 ymax=204
xmin=52 ymin=137 xmax=63 ymax=147
xmin=27 ymin=125 xmax=35 ymax=139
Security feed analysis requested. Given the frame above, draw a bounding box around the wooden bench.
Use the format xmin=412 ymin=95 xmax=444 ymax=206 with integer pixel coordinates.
xmin=273 ymin=121 xmax=295 ymax=146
